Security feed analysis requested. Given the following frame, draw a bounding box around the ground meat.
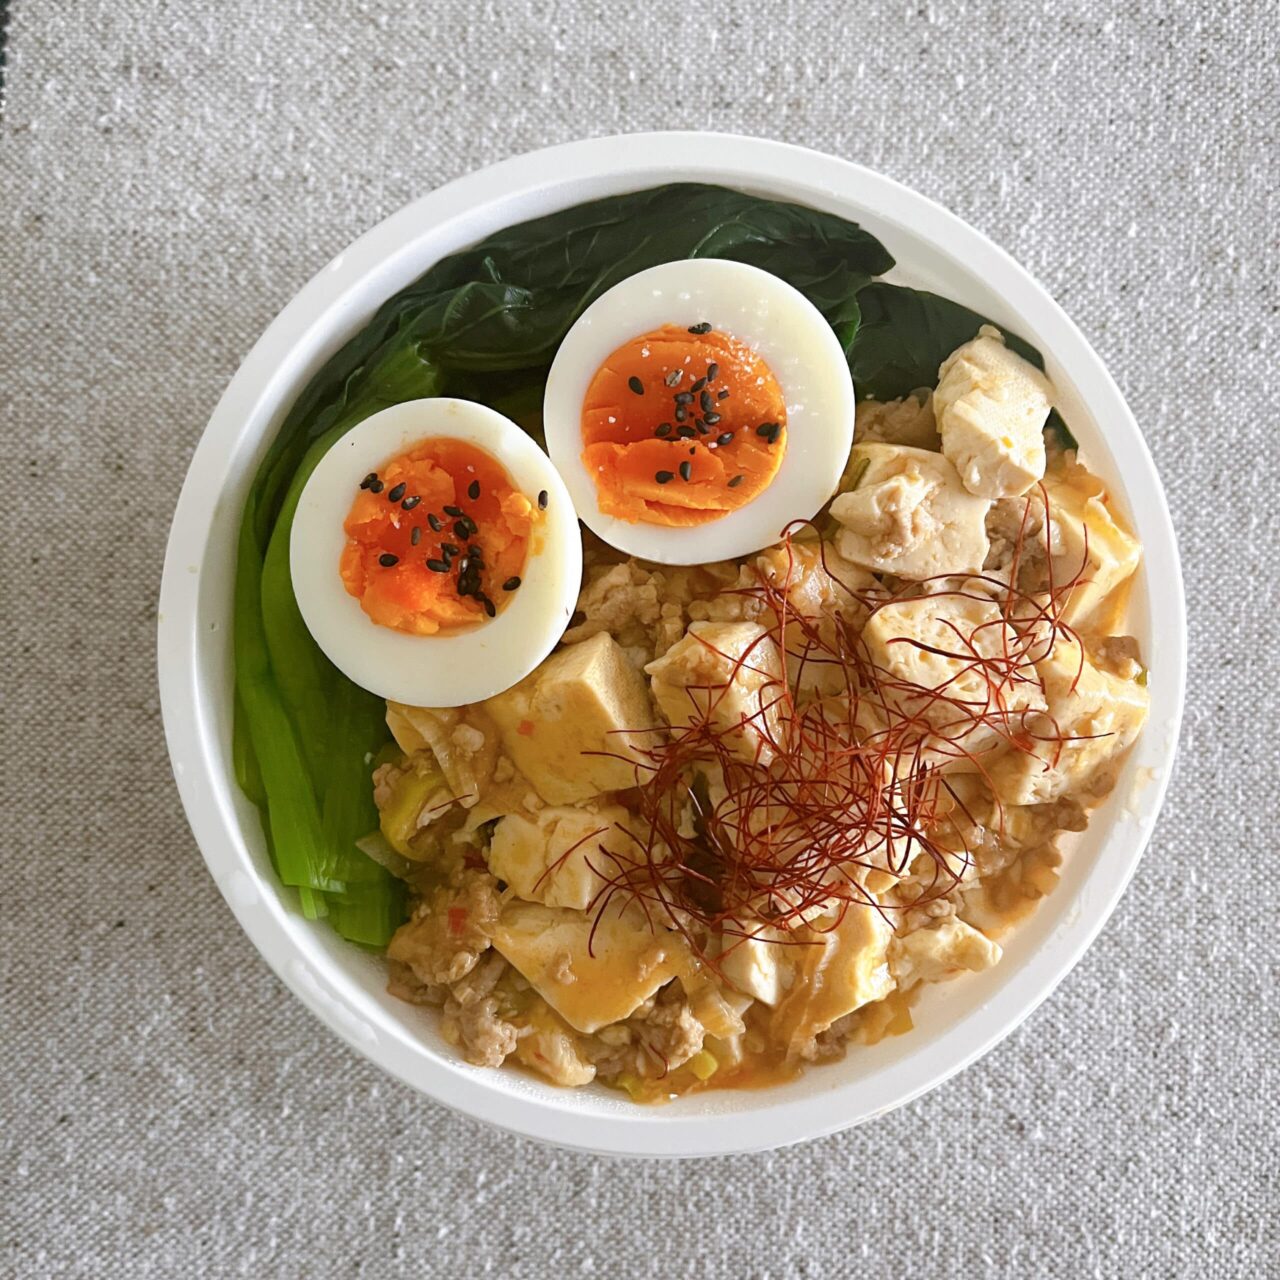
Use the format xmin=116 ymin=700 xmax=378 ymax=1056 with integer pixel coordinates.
xmin=439 ymin=953 xmax=519 ymax=1068
xmin=384 ymin=869 xmax=501 ymax=988
xmin=1092 ymin=634 xmax=1143 ymax=680
xmin=630 ymin=984 xmax=705 ymax=1076
xmin=984 ymin=494 xmax=1051 ymax=592
xmin=855 ymin=392 xmax=940 ymax=450
xmin=561 ymin=562 xmax=665 ymax=655
xmin=372 ymin=761 xmax=405 ymax=810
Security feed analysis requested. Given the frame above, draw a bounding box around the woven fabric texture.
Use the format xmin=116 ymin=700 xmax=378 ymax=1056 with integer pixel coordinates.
xmin=2 ymin=2 xmax=1276 ymax=1276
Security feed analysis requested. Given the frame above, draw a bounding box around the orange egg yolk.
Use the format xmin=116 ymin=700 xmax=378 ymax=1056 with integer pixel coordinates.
xmin=580 ymin=323 xmax=788 ymax=526
xmin=340 ymin=437 xmax=536 ymax=636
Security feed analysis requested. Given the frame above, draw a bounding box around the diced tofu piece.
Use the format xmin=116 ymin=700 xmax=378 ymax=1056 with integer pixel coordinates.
xmin=718 ymin=928 xmax=795 ymax=1007
xmin=830 ymin=444 xmax=990 ymax=580
xmin=861 ymin=595 xmax=1044 ymax=761
xmin=645 ymin=621 xmax=786 ymax=765
xmin=1040 ymin=470 xmax=1142 ymax=629
xmin=482 ymin=632 xmax=660 ymax=805
xmin=853 ymin=391 xmax=941 ymax=451
xmin=769 ymin=907 xmax=894 ymax=1056
xmin=988 ymin=636 xmax=1149 ymax=805
xmin=890 ymin=917 xmax=1002 ymax=991
xmin=491 ymin=902 xmax=684 ymax=1034
xmin=513 ymin=1001 xmax=596 ymax=1087
xmin=487 ymin=804 xmax=631 ymax=910
xmin=934 ymin=325 xmax=1053 ymax=498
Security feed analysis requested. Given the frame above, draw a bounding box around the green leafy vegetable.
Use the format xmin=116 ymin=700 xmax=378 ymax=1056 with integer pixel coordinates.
xmin=847 ymin=282 xmax=1045 ymax=402
xmin=233 ymin=184 xmax=895 ymax=946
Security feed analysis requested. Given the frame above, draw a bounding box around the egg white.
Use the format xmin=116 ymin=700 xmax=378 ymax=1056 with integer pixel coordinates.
xmin=290 ymin=398 xmax=582 ymax=707
xmin=542 ymin=259 xmax=855 ymax=566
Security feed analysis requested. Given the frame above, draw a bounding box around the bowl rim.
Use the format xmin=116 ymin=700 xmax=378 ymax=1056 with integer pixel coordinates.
xmin=158 ymin=131 xmax=1187 ymax=1158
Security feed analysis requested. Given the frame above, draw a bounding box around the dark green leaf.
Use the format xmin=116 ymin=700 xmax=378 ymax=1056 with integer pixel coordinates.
xmin=848 ymin=282 xmax=1046 ymax=402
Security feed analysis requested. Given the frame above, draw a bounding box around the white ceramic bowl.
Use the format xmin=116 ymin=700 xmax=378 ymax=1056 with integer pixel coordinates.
xmin=158 ymin=133 xmax=1186 ymax=1157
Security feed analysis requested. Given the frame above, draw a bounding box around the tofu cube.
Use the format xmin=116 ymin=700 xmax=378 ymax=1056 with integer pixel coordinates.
xmin=769 ymin=907 xmax=894 ymax=1055
xmin=1040 ymin=471 xmax=1142 ymax=629
xmin=935 ymin=325 xmax=1053 ymax=498
xmin=718 ymin=928 xmax=794 ymax=1007
xmin=830 ymin=444 xmax=990 ymax=580
xmin=491 ymin=901 xmax=684 ymax=1033
xmin=861 ymin=595 xmax=1045 ymax=761
xmin=487 ymin=804 xmax=631 ymax=911
xmin=890 ymin=917 xmax=1002 ymax=991
xmin=645 ymin=621 xmax=785 ymax=765
xmin=482 ymin=632 xmax=660 ymax=804
xmin=988 ymin=636 xmax=1149 ymax=805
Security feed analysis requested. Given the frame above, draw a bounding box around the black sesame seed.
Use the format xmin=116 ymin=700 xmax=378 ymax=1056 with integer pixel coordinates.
xmin=368 ymin=479 xmax=384 ymax=493
xmin=728 ymin=474 xmax=744 ymax=487
xmin=443 ymin=505 xmax=463 ymax=518
xmin=689 ymin=447 xmax=697 ymax=456
xmin=410 ymin=527 xmax=422 ymax=546
xmin=478 ymin=594 xmax=497 ymax=618
xmin=699 ymin=389 xmax=714 ymax=413
xmin=360 ymin=472 xmax=378 ymax=490
xmin=678 ymin=461 xmax=692 ymax=482
xmin=426 ymin=558 xmax=449 ymax=573
xmin=628 ymin=376 xmax=645 ymax=395
xmin=467 ymin=480 xmax=481 ymax=500
xmin=674 ymin=391 xmax=693 ymax=404
xmin=664 ymin=369 xmax=682 ymax=387
xmin=401 ymin=495 xmax=421 ymax=511
xmin=675 ymin=406 xmax=688 ymax=422
xmin=454 ymin=521 xmax=471 ymax=541
xmin=688 ymin=321 xmax=712 ymax=335
xmin=461 ymin=515 xmax=478 ymax=536
xmin=677 ymin=425 xmax=696 ymax=439
xmin=538 ymin=489 xmax=548 ymax=509
xmin=691 ymin=376 xmax=707 ymax=394
xmin=703 ymin=412 xmax=722 ymax=426
xmin=694 ymin=420 xmax=710 ymax=436
xmin=502 ymin=576 xmax=522 ymax=591
xmin=387 ymin=482 xmax=407 ymax=503
xmin=716 ymin=432 xmax=734 ymax=446
xmin=441 ymin=543 xmax=460 ymax=557
xmin=378 ymin=553 xmax=399 ymax=567
xmin=655 ymin=470 xmax=674 ymax=484
xmin=654 ymin=422 xmax=672 ymax=438
xmin=706 ymin=362 xmax=719 ymax=382
xmin=718 ymin=388 xmax=730 ymax=400
xmin=427 ymin=513 xmax=442 ymax=532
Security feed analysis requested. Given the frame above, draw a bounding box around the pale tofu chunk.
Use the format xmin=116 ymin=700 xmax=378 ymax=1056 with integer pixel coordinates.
xmin=861 ymin=595 xmax=1044 ymax=761
xmin=1039 ymin=470 xmax=1142 ymax=629
xmin=482 ymin=632 xmax=660 ymax=805
xmin=988 ymin=636 xmax=1149 ymax=805
xmin=935 ymin=325 xmax=1053 ymax=498
xmin=769 ymin=907 xmax=894 ymax=1057
xmin=645 ymin=621 xmax=786 ymax=765
xmin=490 ymin=902 xmax=684 ymax=1033
xmin=830 ymin=444 xmax=990 ymax=580
xmin=718 ymin=928 xmax=794 ymax=1007
xmin=487 ymin=804 xmax=632 ymax=911
xmin=890 ymin=917 xmax=1002 ymax=991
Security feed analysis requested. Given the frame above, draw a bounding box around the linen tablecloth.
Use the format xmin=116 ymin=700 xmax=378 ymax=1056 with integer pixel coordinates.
xmin=2 ymin=2 xmax=1276 ymax=1275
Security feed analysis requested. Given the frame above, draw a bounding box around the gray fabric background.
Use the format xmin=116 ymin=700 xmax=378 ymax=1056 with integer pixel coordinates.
xmin=2 ymin=2 xmax=1277 ymax=1276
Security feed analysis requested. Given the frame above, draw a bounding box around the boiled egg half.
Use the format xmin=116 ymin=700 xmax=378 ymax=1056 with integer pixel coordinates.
xmin=543 ymin=259 xmax=855 ymax=565
xmin=290 ymin=398 xmax=582 ymax=707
